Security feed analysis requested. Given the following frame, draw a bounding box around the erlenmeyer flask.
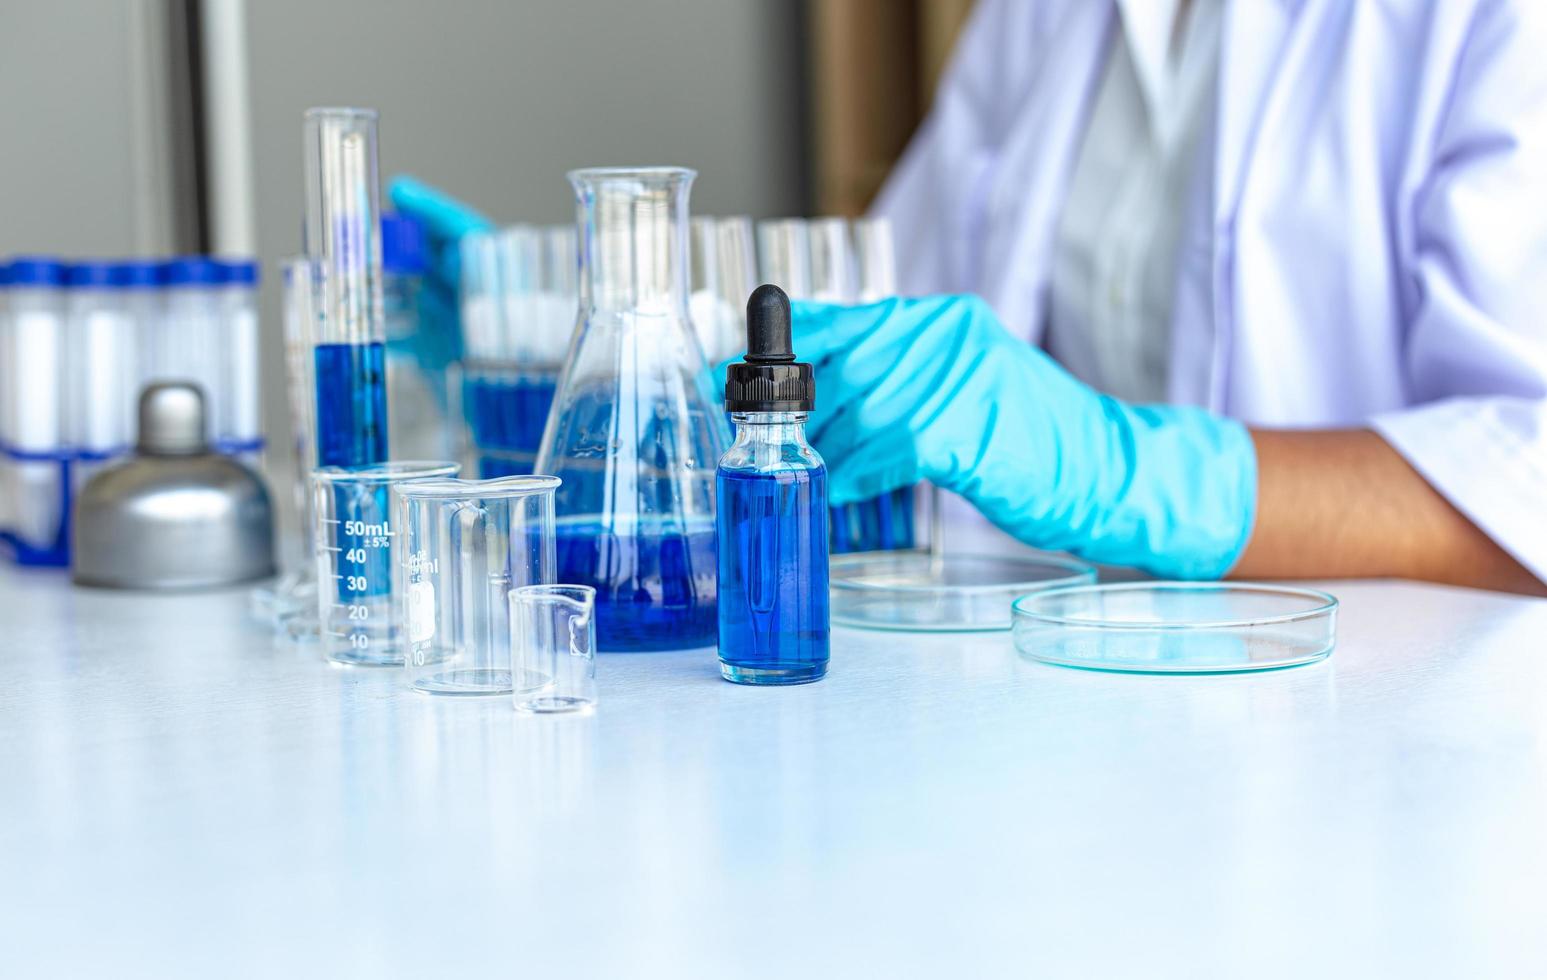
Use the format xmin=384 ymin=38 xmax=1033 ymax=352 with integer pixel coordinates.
xmin=536 ymin=167 xmax=729 ymax=652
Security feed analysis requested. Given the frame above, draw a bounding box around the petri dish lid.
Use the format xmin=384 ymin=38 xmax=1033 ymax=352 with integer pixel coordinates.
xmin=1012 ymin=582 xmax=1337 ymax=673
xmin=830 ymin=552 xmax=1095 ymax=632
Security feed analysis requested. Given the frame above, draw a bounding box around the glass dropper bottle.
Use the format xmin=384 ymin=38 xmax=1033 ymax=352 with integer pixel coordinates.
xmin=716 ymin=284 xmax=830 ymax=684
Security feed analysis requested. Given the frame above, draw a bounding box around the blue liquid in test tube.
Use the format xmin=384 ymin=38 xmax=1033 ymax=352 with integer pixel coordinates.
xmin=463 ymin=367 xmax=558 ymax=477
xmin=828 ymin=485 xmax=915 ymax=554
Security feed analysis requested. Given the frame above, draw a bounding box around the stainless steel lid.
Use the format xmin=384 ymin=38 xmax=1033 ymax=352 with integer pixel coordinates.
xmin=72 ymin=383 xmax=276 ymax=590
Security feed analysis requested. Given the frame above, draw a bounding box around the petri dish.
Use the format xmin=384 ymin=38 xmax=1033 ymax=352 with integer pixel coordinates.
xmin=1011 ymin=582 xmax=1337 ymax=673
xmin=830 ymin=552 xmax=1096 ymax=632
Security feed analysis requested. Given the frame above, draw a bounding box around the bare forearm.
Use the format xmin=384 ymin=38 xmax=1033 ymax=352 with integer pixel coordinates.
xmin=1231 ymin=429 xmax=1546 ymax=595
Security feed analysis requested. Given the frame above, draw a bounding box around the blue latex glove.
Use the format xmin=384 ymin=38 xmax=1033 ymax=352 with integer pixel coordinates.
xmin=790 ymin=295 xmax=1257 ymax=579
xmin=387 ymin=176 xmax=492 ymax=377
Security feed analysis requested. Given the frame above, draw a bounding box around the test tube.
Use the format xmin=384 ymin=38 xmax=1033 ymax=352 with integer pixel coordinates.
xmin=716 ymin=217 xmax=756 ymax=349
xmin=690 ymin=216 xmax=756 ymax=365
xmin=853 ymin=217 xmax=897 ymax=301
xmin=0 ymin=257 xmax=70 ymax=565
xmin=459 ymin=230 xmax=502 ymax=364
xmin=159 ymin=257 xmax=225 ymax=437
xmin=497 ymin=224 xmax=541 ymax=363
xmin=303 ymin=107 xmax=389 ymax=469
xmin=539 ymin=223 xmax=578 ymax=366
xmin=64 ymin=262 xmax=137 ymax=460
xmin=756 ymin=218 xmax=811 ymax=299
xmin=115 ymin=261 xmax=164 ymax=411
xmin=216 ymin=258 xmax=262 ymax=456
xmin=807 ymin=217 xmax=856 ymax=302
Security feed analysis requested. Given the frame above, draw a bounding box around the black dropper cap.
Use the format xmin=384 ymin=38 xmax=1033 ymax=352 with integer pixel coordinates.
xmin=725 ymin=284 xmax=816 ymax=413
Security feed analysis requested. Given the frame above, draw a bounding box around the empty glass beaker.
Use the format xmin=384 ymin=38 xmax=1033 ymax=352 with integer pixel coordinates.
xmin=511 ymin=584 xmax=597 ymax=713
xmin=312 ymin=461 xmax=459 ymax=665
xmin=536 ymin=167 xmax=728 ymax=652
xmin=395 ymin=475 xmax=558 ymax=695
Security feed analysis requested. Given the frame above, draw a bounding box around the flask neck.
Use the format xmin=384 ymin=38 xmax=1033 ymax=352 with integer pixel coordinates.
xmin=571 ymin=168 xmax=693 ymax=317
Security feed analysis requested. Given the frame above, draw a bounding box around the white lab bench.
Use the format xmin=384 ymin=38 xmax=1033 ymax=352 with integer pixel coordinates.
xmin=3 ymin=563 xmax=1545 ymax=978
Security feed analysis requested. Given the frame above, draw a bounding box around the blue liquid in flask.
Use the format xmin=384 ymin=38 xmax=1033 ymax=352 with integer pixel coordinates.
xmin=717 ymin=466 xmax=830 ymax=684
xmin=555 ymin=517 xmax=719 ymax=652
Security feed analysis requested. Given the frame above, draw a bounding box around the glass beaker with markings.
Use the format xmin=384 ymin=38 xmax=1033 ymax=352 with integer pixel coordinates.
xmin=312 ymin=461 xmax=458 ymax=665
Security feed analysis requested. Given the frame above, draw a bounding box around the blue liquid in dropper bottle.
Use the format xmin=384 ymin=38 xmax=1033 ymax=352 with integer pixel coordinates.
xmin=716 ymin=284 xmax=830 ymax=684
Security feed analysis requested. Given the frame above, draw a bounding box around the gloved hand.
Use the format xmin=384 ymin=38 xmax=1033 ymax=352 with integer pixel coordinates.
xmin=387 ymin=176 xmax=492 ymax=381
xmin=791 ymin=295 xmax=1257 ymax=579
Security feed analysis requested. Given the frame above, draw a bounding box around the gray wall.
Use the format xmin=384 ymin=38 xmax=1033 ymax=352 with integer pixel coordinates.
xmin=0 ymin=2 xmax=144 ymax=255
xmin=246 ymin=0 xmax=806 ymax=229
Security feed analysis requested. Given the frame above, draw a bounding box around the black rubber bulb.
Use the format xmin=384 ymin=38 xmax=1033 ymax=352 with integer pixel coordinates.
xmin=724 ymin=283 xmax=814 ymax=412
xmin=745 ymin=284 xmax=795 ymax=364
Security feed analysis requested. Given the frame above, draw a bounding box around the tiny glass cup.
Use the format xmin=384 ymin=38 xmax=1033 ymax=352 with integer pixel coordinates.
xmin=510 ymin=584 xmax=597 ymax=714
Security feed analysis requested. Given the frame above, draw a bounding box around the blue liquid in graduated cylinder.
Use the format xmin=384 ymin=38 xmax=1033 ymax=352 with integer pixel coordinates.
xmin=315 ymin=341 xmax=390 ymax=601
xmin=556 ymin=518 xmax=719 ymax=651
xmin=315 ymin=342 xmax=388 ymax=467
xmin=717 ymin=466 xmax=830 ymax=684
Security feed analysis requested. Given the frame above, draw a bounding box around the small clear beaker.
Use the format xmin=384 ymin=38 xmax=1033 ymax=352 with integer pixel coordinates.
xmin=511 ymin=584 xmax=597 ymax=714
xmin=396 ymin=475 xmax=559 ymax=695
xmin=312 ymin=461 xmax=460 ymax=666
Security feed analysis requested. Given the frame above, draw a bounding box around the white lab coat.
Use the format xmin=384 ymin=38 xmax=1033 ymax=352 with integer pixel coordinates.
xmin=874 ymin=0 xmax=1547 ymax=580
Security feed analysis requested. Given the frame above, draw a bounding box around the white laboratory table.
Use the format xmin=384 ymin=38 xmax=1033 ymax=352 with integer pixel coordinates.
xmin=2 ymin=563 xmax=1546 ymax=979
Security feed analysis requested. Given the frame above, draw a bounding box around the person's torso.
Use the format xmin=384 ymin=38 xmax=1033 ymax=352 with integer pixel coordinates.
xmin=885 ymin=0 xmax=1474 ymax=427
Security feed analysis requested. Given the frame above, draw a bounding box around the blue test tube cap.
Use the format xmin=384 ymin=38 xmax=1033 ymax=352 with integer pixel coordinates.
xmin=162 ymin=255 xmax=223 ymax=286
xmin=65 ymin=261 xmax=120 ymax=288
xmin=382 ymin=211 xmax=427 ymax=275
xmin=112 ymin=260 xmax=164 ymax=289
xmin=216 ymin=257 xmax=261 ymax=286
xmin=6 ymin=256 xmax=68 ymax=287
